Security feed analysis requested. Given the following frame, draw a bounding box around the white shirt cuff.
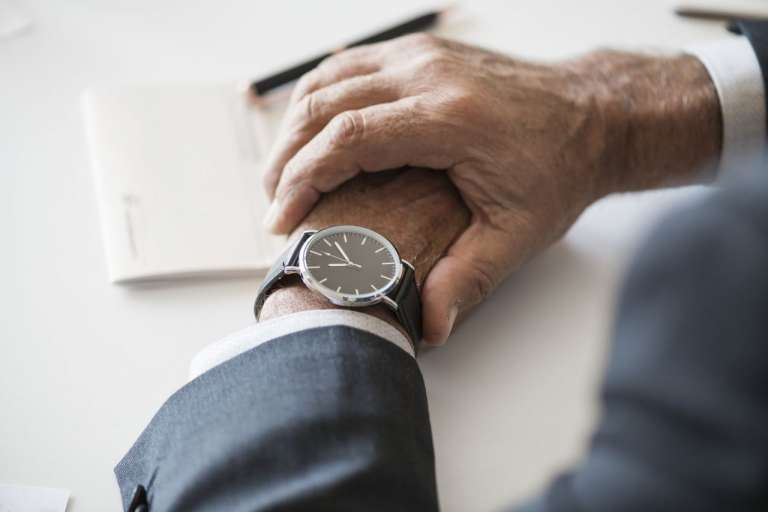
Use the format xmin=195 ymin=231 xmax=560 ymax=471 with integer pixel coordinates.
xmin=687 ymin=38 xmax=767 ymax=177
xmin=189 ymin=309 xmax=413 ymax=380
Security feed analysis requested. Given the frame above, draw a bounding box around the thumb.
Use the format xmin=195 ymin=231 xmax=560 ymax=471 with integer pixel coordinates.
xmin=420 ymin=221 xmax=527 ymax=345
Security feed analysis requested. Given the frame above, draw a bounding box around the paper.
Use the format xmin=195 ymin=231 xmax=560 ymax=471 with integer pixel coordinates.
xmin=82 ymin=83 xmax=289 ymax=283
xmin=0 ymin=484 xmax=69 ymax=512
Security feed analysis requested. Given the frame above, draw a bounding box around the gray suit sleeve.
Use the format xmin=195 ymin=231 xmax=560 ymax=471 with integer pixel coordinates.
xmin=731 ymin=20 xmax=768 ymax=128
xmin=117 ymin=177 xmax=768 ymax=511
xmin=522 ymin=179 xmax=768 ymax=512
xmin=115 ymin=327 xmax=438 ymax=511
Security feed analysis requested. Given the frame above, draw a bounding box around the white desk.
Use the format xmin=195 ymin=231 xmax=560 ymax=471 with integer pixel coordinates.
xmin=0 ymin=1 xmax=726 ymax=510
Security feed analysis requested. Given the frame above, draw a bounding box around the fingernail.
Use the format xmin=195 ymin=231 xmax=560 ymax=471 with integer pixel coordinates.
xmin=433 ymin=305 xmax=459 ymax=346
xmin=263 ymin=201 xmax=280 ymax=232
xmin=447 ymin=304 xmax=459 ymax=334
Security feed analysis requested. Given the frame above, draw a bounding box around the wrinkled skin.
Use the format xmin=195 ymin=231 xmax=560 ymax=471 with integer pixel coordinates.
xmin=261 ymin=34 xmax=720 ymax=344
xmin=259 ymin=169 xmax=469 ymax=343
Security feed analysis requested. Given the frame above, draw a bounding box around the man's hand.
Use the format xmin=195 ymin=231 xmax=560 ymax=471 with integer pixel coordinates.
xmin=262 ymin=34 xmax=721 ymax=344
xmin=259 ymin=169 xmax=470 ymax=342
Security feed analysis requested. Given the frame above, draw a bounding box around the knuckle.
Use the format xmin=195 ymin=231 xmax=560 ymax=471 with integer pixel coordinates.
xmin=446 ymin=90 xmax=475 ymax=114
xmin=420 ymin=86 xmax=476 ymax=120
xmin=467 ymin=262 xmax=497 ymax=303
xmin=327 ymin=110 xmax=364 ymax=148
xmin=316 ymin=51 xmax=354 ymax=76
xmin=293 ymin=92 xmax=320 ymax=129
xmin=275 ymin=172 xmax=302 ymax=202
xmin=261 ymin=171 xmax=276 ymax=192
xmin=414 ymin=49 xmax=452 ymax=74
xmin=317 ymin=53 xmax=341 ymax=73
xmin=282 ymin=157 xmax=303 ymax=179
xmin=403 ymin=32 xmax=439 ymax=49
xmin=294 ymin=70 xmax=319 ymax=98
xmin=280 ymin=160 xmax=305 ymax=190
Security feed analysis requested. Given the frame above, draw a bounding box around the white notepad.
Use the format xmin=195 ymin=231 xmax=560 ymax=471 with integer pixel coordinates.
xmin=82 ymin=83 xmax=289 ymax=283
xmin=0 ymin=484 xmax=69 ymax=512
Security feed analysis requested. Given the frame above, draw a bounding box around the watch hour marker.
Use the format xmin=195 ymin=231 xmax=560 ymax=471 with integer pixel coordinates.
xmin=370 ymin=284 xmax=378 ymax=291
xmin=375 ymin=247 xmax=385 ymax=253
xmin=355 ymin=288 xmax=359 ymax=295
xmin=310 ymin=250 xmax=322 ymax=256
xmin=307 ymin=265 xmax=319 ymax=269
xmin=380 ymin=274 xmax=391 ymax=280
xmin=343 ymin=233 xmax=347 ymax=243
xmin=323 ymin=239 xmax=332 ymax=247
xmin=336 ymin=286 xmax=342 ymax=293
xmin=318 ymin=278 xmax=327 ymax=284
xmin=382 ymin=261 xmax=395 ymax=265
xmin=361 ymin=236 xmax=367 ymax=245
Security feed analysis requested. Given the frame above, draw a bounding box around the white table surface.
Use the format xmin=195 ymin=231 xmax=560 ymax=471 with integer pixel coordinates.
xmin=0 ymin=1 xmax=728 ymax=510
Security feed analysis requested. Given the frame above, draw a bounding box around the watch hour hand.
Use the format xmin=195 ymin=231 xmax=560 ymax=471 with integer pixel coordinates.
xmin=327 ymin=262 xmax=362 ymax=268
xmin=323 ymin=250 xmax=361 ymax=268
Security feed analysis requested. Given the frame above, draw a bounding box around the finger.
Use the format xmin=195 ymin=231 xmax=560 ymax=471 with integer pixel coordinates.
xmin=288 ymin=32 xmax=440 ymax=104
xmin=289 ymin=45 xmax=384 ymax=105
xmin=262 ymin=72 xmax=403 ymax=199
xmin=265 ymin=99 xmax=456 ymax=233
xmin=421 ymin=220 xmax=530 ymax=345
xmin=264 ymin=34 xmax=445 ymax=198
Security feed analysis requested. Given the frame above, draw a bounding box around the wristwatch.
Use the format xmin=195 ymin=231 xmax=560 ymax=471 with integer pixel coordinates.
xmin=253 ymin=225 xmax=422 ymax=346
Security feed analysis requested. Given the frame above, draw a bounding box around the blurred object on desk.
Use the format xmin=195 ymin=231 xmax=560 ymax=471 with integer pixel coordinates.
xmin=0 ymin=0 xmax=31 ymax=40
xmin=674 ymin=0 xmax=768 ymax=22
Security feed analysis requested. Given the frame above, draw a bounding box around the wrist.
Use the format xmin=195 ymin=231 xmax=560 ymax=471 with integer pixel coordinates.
xmin=292 ymin=169 xmax=469 ymax=286
xmin=577 ymin=50 xmax=722 ymax=197
xmin=258 ymin=170 xmax=468 ymax=342
xmin=260 ymin=282 xmax=407 ymax=339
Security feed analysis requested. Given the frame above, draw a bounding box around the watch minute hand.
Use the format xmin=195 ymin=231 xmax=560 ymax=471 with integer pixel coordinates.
xmin=334 ymin=241 xmax=351 ymax=262
xmin=323 ymin=252 xmax=348 ymax=263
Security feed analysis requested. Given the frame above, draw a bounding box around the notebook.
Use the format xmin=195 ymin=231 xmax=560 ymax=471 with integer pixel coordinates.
xmin=82 ymin=83 xmax=291 ymax=283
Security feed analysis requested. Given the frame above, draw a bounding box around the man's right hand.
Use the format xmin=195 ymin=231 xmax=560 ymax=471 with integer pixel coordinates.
xmin=262 ymin=35 xmax=722 ymax=344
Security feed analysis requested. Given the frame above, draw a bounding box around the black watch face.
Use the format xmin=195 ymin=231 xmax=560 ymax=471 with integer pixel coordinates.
xmin=300 ymin=226 xmax=402 ymax=303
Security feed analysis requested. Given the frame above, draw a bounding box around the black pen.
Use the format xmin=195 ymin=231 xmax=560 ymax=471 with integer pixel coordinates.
xmin=249 ymin=8 xmax=450 ymax=96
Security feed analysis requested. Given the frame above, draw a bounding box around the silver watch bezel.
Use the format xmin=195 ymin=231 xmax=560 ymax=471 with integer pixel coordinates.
xmin=298 ymin=225 xmax=404 ymax=308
